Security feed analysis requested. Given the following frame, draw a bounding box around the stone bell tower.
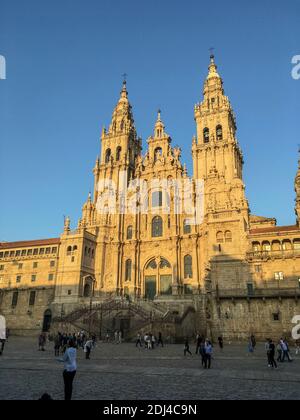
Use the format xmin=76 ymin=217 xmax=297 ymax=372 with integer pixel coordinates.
xmin=192 ymin=54 xmax=249 ymax=220
xmin=93 ymin=80 xmax=142 ymax=210
xmin=192 ymin=55 xmax=249 ymax=261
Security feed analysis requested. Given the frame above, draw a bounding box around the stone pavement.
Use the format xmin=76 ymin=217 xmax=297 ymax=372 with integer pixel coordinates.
xmin=0 ymin=337 xmax=300 ymax=400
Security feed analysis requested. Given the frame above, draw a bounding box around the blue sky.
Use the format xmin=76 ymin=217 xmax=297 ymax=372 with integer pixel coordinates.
xmin=0 ymin=0 xmax=299 ymax=241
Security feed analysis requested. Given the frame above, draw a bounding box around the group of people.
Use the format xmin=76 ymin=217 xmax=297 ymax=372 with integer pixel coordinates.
xmin=265 ymin=337 xmax=297 ymax=369
xmin=38 ymin=331 xmax=96 ymax=362
xmin=135 ymin=332 xmax=164 ymax=349
xmin=184 ymin=335 xmax=214 ymax=369
xmin=52 ymin=331 xmax=96 ymax=359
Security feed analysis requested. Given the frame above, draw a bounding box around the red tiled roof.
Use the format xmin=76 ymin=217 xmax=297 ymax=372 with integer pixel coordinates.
xmin=0 ymin=238 xmax=60 ymax=250
xmin=249 ymin=225 xmax=300 ymax=235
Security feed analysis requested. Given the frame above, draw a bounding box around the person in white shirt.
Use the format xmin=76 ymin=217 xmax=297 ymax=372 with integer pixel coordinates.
xmin=59 ymin=339 xmax=77 ymax=400
xmin=84 ymin=339 xmax=93 ymax=360
xmin=0 ymin=315 xmax=6 ymax=356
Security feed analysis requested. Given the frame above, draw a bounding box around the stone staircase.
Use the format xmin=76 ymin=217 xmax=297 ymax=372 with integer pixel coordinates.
xmin=52 ymin=297 xmax=200 ymax=342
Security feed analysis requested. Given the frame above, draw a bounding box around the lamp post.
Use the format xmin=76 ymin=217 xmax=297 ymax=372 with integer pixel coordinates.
xmin=88 ymin=278 xmax=96 ymax=337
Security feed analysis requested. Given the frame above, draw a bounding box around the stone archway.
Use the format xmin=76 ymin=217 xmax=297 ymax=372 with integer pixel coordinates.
xmin=143 ymin=257 xmax=173 ymax=300
xmin=82 ymin=275 xmax=96 ymax=298
xmin=84 ymin=283 xmax=91 ymax=297
xmin=42 ymin=309 xmax=52 ymax=332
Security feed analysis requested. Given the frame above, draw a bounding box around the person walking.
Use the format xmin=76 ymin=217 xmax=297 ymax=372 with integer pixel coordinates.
xmin=118 ymin=331 xmax=122 ymax=344
xmin=147 ymin=334 xmax=152 ymax=350
xmin=195 ymin=333 xmax=202 ymax=355
xmin=267 ymin=339 xmax=278 ymax=369
xmin=136 ymin=333 xmax=142 ymax=348
xmin=0 ymin=318 xmax=6 ymax=356
xmin=295 ymin=340 xmax=300 ymax=356
xmin=151 ymin=334 xmax=156 ymax=349
xmin=38 ymin=333 xmax=46 ymax=351
xmin=199 ymin=340 xmax=206 ymax=368
xmin=184 ymin=338 xmax=192 ymax=356
xmin=248 ymin=338 xmax=254 ymax=356
xmin=157 ymin=332 xmax=164 ymax=348
xmin=218 ymin=336 xmax=224 ymax=351
xmin=250 ymin=335 xmax=256 ymax=351
xmin=59 ymin=339 xmax=77 ymax=401
xmin=204 ymin=340 xmax=213 ymax=369
xmin=84 ymin=338 xmax=93 ymax=360
xmin=280 ymin=339 xmax=292 ymax=363
xmin=277 ymin=341 xmax=283 ymax=362
xmin=54 ymin=334 xmax=61 ymax=357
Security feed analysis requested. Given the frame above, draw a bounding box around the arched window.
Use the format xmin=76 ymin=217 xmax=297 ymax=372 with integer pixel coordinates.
xmin=125 ymin=259 xmax=132 ymax=281
xmin=282 ymin=240 xmax=292 ymax=251
xmin=146 ymin=259 xmax=157 ymax=270
xmin=83 ymin=283 xmax=91 ymax=297
xmin=116 ymin=146 xmax=122 ymax=161
xmin=262 ymin=241 xmax=271 ymax=252
xmin=67 ymin=246 xmax=72 ymax=255
xmin=84 ymin=246 xmax=88 ymax=256
xmin=294 ymin=239 xmax=300 ymax=250
xmin=252 ymin=242 xmax=261 ymax=252
xmin=72 ymin=245 xmax=77 ymax=252
xmin=272 ymin=241 xmax=281 ymax=252
xmin=183 ymin=220 xmax=191 ymax=234
xmin=184 ymin=255 xmax=193 ymax=279
xmin=127 ymin=225 xmax=133 ymax=240
xmin=105 ymin=149 xmax=111 ymax=163
xmin=160 ymin=258 xmax=171 ymax=269
xmin=152 ymin=216 xmax=163 ymax=237
xmin=225 ymin=231 xmax=232 ymax=243
xmin=216 ymin=231 xmax=224 ymax=243
xmin=216 ymin=125 xmax=223 ymax=140
xmin=203 ymin=128 xmax=210 ymax=143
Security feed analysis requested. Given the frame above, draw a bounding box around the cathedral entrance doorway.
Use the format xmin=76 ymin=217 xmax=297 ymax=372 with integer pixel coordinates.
xmin=145 ymin=276 xmax=156 ymax=300
xmin=144 ymin=258 xmax=172 ymax=300
xmin=42 ymin=309 xmax=52 ymax=332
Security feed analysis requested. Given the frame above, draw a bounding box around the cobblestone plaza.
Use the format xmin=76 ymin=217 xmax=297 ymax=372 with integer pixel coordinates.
xmin=1 ymin=337 xmax=300 ymax=400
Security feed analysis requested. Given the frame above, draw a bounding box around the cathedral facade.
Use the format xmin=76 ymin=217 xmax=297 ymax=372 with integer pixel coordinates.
xmin=1 ymin=56 xmax=300 ymax=340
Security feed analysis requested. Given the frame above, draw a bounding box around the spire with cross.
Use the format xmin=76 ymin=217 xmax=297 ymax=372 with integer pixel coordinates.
xmin=122 ymin=73 xmax=127 ymax=87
